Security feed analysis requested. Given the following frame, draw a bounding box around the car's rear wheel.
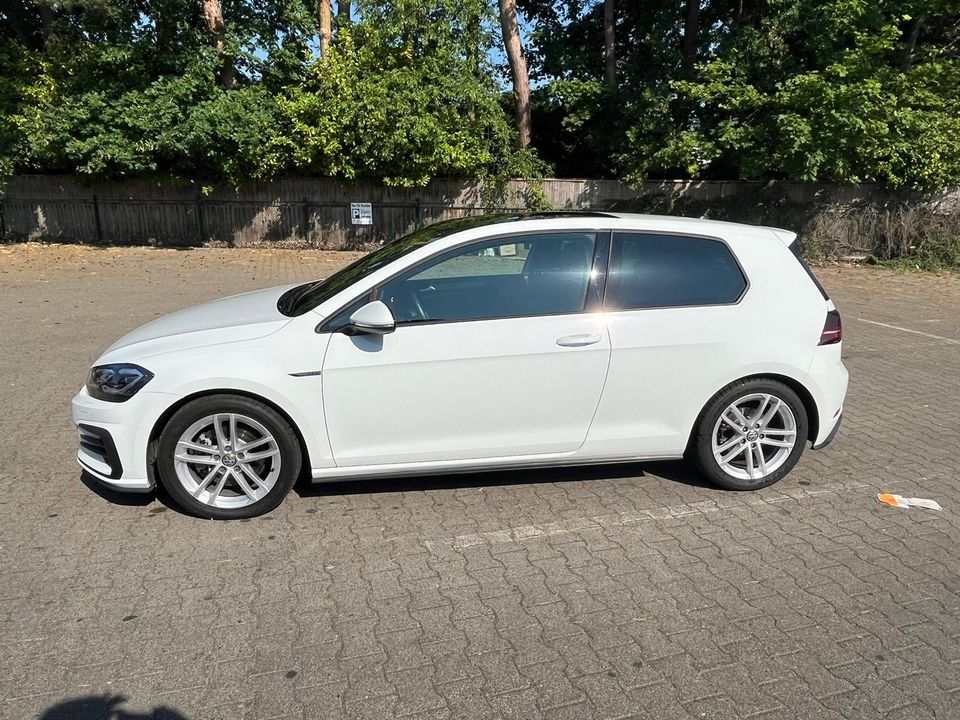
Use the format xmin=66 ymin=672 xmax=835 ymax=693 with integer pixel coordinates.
xmin=691 ymin=379 xmax=808 ymax=490
xmin=157 ymin=394 xmax=301 ymax=519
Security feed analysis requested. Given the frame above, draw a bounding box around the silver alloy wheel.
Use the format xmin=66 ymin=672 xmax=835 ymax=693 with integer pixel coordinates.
xmin=711 ymin=393 xmax=798 ymax=481
xmin=173 ymin=413 xmax=281 ymax=509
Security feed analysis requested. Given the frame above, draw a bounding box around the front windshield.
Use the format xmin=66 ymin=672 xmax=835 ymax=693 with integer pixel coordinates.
xmin=277 ymin=214 xmax=523 ymax=317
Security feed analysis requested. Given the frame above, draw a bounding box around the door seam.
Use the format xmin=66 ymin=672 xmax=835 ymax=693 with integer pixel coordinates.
xmin=318 ymin=332 xmax=338 ymax=468
xmin=577 ymin=324 xmax=614 ymax=451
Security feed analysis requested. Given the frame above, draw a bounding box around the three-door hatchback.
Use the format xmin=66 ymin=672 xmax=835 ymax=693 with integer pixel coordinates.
xmin=73 ymin=213 xmax=848 ymax=518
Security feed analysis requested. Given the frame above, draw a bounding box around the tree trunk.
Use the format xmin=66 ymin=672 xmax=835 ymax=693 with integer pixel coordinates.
xmin=202 ymin=0 xmax=235 ymax=88
xmin=681 ymin=0 xmax=699 ymax=80
xmin=902 ymin=16 xmax=924 ymax=71
xmin=498 ymin=0 xmax=531 ymax=148
xmin=318 ymin=0 xmax=332 ymax=55
xmin=38 ymin=3 xmax=54 ymax=50
xmin=337 ymin=1 xmax=351 ymax=29
xmin=3 ymin=2 xmax=45 ymax=52
xmin=603 ymin=0 xmax=616 ymax=88
xmin=157 ymin=13 xmax=175 ymax=56
xmin=466 ymin=6 xmax=482 ymax=77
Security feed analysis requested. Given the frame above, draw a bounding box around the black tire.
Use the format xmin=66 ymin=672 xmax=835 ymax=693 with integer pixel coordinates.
xmin=157 ymin=394 xmax=302 ymax=519
xmin=690 ymin=378 xmax=808 ymax=491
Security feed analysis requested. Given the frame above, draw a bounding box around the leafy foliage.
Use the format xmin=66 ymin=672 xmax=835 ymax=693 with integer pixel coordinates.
xmin=274 ymin=5 xmax=529 ymax=186
xmin=1 ymin=0 xmax=959 ymax=189
xmin=647 ymin=3 xmax=960 ymax=189
xmin=0 ymin=0 xmax=532 ymax=186
xmin=522 ymin=0 xmax=960 ymax=189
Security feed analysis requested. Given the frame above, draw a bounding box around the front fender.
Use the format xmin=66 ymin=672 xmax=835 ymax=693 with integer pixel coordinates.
xmin=163 ymin=376 xmax=334 ymax=472
xmin=142 ymin=331 xmax=335 ymax=472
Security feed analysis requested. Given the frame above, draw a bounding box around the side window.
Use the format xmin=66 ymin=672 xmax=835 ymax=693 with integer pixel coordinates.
xmin=322 ymin=295 xmax=369 ymax=333
xmin=604 ymin=233 xmax=747 ymax=310
xmin=377 ymin=233 xmax=597 ymax=324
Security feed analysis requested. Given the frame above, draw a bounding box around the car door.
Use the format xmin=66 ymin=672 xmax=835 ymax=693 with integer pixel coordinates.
xmin=584 ymin=231 xmax=750 ymax=457
xmin=320 ymin=231 xmax=612 ymax=467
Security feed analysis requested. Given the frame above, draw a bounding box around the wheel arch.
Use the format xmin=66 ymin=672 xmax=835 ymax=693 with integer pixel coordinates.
xmin=686 ymin=373 xmax=819 ymax=453
xmin=147 ymin=389 xmax=313 ymax=480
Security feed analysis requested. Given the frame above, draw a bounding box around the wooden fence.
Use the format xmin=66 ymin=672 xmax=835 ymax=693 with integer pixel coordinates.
xmin=2 ymin=175 xmax=957 ymax=250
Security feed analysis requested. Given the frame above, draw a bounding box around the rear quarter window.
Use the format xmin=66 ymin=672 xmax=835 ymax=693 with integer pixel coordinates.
xmin=604 ymin=233 xmax=747 ymax=310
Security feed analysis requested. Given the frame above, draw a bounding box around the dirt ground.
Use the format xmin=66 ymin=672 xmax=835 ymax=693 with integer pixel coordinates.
xmin=0 ymin=242 xmax=365 ymax=280
xmin=3 ymin=240 xmax=957 ymax=294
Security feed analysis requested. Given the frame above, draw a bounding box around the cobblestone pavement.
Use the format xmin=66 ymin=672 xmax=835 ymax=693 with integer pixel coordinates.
xmin=2 ymin=245 xmax=960 ymax=720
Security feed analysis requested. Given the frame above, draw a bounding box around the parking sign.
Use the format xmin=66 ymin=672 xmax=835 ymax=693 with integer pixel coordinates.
xmin=350 ymin=202 xmax=373 ymax=225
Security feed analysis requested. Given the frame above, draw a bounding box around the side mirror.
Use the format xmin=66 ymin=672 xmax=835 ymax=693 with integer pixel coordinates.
xmin=347 ymin=300 xmax=395 ymax=335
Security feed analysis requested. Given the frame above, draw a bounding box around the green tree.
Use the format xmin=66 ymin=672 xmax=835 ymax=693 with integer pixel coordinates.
xmin=0 ymin=0 xmax=535 ymax=185
xmin=639 ymin=0 xmax=960 ymax=189
xmin=276 ymin=0 xmax=542 ymax=185
xmin=2 ymin=0 xmax=959 ymax=190
xmin=521 ymin=0 xmax=960 ymax=189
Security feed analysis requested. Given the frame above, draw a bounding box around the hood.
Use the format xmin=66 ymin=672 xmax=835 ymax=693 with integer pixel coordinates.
xmin=102 ymin=284 xmax=296 ymax=358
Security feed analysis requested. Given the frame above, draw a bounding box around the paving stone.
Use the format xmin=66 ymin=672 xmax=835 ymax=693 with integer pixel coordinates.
xmin=2 ymin=250 xmax=960 ymax=720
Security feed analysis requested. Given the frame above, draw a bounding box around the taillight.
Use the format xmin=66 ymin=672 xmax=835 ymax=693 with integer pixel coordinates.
xmin=818 ymin=309 xmax=842 ymax=345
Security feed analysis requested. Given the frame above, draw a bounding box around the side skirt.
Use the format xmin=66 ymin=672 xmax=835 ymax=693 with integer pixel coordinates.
xmin=310 ymin=453 xmax=685 ymax=483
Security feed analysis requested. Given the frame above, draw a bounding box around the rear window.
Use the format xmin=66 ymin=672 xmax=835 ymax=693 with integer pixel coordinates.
xmin=604 ymin=233 xmax=747 ymax=310
xmin=789 ymin=241 xmax=830 ymax=300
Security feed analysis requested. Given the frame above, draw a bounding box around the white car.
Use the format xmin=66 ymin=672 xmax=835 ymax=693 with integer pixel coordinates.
xmin=73 ymin=213 xmax=848 ymax=519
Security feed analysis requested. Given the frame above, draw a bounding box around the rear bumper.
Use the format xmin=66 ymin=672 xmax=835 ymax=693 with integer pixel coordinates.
xmin=812 ymin=411 xmax=842 ymax=450
xmin=804 ymin=343 xmax=848 ymax=447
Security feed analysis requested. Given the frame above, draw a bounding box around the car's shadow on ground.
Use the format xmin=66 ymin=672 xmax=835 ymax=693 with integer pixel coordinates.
xmin=79 ymin=470 xmax=182 ymax=512
xmin=293 ymin=458 xmax=713 ymax=499
xmin=39 ymin=694 xmax=188 ymax=720
xmin=80 ymin=470 xmax=153 ymax=506
xmin=81 ymin=460 xmax=714 ymax=515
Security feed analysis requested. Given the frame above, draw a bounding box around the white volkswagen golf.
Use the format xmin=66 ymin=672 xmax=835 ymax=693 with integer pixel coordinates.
xmin=73 ymin=213 xmax=847 ymax=518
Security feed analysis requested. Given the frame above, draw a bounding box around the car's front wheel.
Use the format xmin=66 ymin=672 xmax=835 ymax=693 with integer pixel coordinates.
xmin=691 ymin=378 xmax=808 ymax=490
xmin=157 ymin=394 xmax=302 ymax=519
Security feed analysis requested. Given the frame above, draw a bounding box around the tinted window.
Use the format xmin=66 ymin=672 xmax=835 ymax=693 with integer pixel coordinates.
xmin=604 ymin=233 xmax=746 ymax=309
xmin=278 ymin=215 xmax=525 ymax=317
xmin=377 ymin=233 xmax=597 ymax=324
xmin=321 ymin=296 xmax=370 ymax=333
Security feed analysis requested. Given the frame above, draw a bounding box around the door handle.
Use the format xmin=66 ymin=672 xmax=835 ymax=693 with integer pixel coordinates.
xmin=556 ymin=332 xmax=602 ymax=347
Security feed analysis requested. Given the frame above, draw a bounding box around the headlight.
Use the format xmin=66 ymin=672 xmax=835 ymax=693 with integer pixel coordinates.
xmin=86 ymin=364 xmax=154 ymax=402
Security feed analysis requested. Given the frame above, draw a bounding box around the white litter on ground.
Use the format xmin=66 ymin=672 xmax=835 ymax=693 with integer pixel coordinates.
xmin=877 ymin=493 xmax=942 ymax=511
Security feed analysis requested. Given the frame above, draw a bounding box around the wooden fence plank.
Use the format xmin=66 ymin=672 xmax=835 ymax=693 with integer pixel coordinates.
xmin=2 ymin=175 xmax=957 ymax=249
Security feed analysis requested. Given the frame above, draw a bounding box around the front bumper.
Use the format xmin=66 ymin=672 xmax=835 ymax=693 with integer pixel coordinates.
xmin=77 ymin=423 xmax=124 ymax=479
xmin=72 ymin=387 xmax=178 ymax=492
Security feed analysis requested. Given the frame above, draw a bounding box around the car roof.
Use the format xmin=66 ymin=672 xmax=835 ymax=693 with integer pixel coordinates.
xmin=432 ymin=211 xmax=796 ymax=245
